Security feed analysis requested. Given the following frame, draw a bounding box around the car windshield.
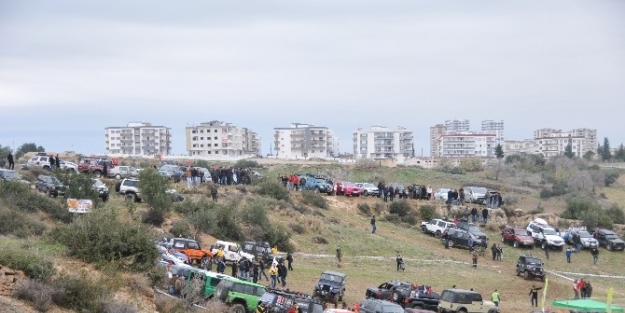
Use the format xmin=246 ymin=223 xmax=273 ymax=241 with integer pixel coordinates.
xmin=468 ymin=226 xmax=482 ymax=233
xmin=515 ymin=229 xmax=527 ymax=235
xmin=605 ymin=234 xmax=619 ymax=240
xmin=382 ymin=306 xmax=404 ymax=313
xmin=363 ymin=183 xmax=375 ymax=188
xmin=578 ymin=231 xmax=592 ymax=238
xmin=93 ymin=179 xmax=105 ymax=187
xmin=472 ymin=187 xmax=487 ymax=194
xmin=320 ymin=273 xmax=343 ymax=282
xmin=542 ymin=228 xmax=557 ymax=235
xmin=1 ymin=170 xmax=20 ymax=179
xmin=526 ymin=257 xmax=541 ymax=264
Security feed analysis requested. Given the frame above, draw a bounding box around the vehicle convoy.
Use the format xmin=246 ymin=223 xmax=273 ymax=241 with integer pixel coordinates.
xmin=304 ymin=177 xmax=334 ymax=195
xmin=259 ymin=288 xmax=325 ymax=313
xmin=438 ymin=289 xmax=499 ymax=313
xmin=313 ymin=271 xmax=346 ymax=305
xmin=516 ymin=254 xmax=546 ymax=281
xmin=78 ymin=158 xmax=116 ymax=177
xmin=501 ymin=225 xmax=534 ymax=248
xmin=169 ymin=238 xmax=214 ymax=266
xmin=594 ymin=229 xmax=625 ymax=251
xmin=214 ymin=276 xmax=266 ymax=313
xmin=526 ymin=219 xmax=565 ymax=250
xmin=421 ymin=219 xmax=456 ymax=237
xmin=210 ymin=241 xmax=255 ymax=263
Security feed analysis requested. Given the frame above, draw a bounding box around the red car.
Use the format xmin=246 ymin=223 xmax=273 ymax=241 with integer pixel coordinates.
xmin=336 ymin=182 xmax=361 ymax=197
xmin=501 ymin=225 xmax=535 ymax=248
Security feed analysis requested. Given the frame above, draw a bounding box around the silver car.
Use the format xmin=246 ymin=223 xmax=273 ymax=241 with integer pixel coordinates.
xmin=355 ymin=183 xmax=379 ymax=196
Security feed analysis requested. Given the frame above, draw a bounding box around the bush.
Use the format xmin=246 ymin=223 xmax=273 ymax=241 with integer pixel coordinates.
xmin=193 ymin=201 xmax=244 ymax=242
xmin=418 ymin=205 xmax=437 ymax=221
xmin=0 ymin=181 xmax=71 ymax=223
xmin=56 ymin=170 xmax=101 ymax=208
xmin=357 ymin=203 xmax=371 ymax=215
xmin=529 ymin=203 xmax=545 ymax=215
xmin=139 ymin=168 xmax=173 ymax=226
xmin=0 ymin=244 xmax=55 ymax=281
xmin=235 ymin=159 xmax=259 ymax=168
xmin=301 ymin=191 xmax=328 ymax=209
xmin=13 ymin=279 xmax=53 ymax=312
xmin=505 ymin=194 xmax=519 ymax=205
xmin=401 ymin=214 xmax=417 ymax=225
xmin=606 ymin=204 xmax=625 ymax=225
xmin=173 ymin=198 xmax=215 ymax=216
xmin=170 ymin=220 xmax=192 ymax=238
xmin=0 ymin=208 xmax=47 ymax=237
xmin=51 ymin=272 xmax=112 ymax=312
xmin=389 ymin=200 xmax=411 ymax=217
xmin=51 ymin=208 xmax=158 ymax=272
xmin=605 ymin=171 xmax=620 ymax=187
xmin=289 ymin=223 xmax=306 ymax=234
xmin=561 ymin=195 xmax=601 ymax=220
xmin=385 ymin=213 xmax=401 ymax=224
xmin=312 ymin=236 xmax=328 ymax=244
xmin=257 ymin=181 xmax=290 ymax=201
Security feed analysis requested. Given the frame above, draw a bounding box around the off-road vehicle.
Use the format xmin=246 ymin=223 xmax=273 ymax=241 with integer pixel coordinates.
xmin=365 ymin=281 xmax=412 ymax=302
xmin=421 ymin=218 xmax=456 ymax=237
xmin=594 ymin=229 xmax=625 ymax=251
xmin=92 ymin=178 xmax=109 ymax=202
xmin=515 ymin=254 xmax=545 ymax=281
xmin=444 ymin=229 xmax=484 ymax=250
xmin=117 ymin=177 xmax=142 ymax=202
xmin=241 ymin=241 xmax=286 ymax=264
xmin=168 ymin=265 xmax=229 ymax=298
xmin=456 ymin=221 xmax=489 ymax=243
xmin=359 ymin=298 xmax=404 ymax=313
xmin=438 ymin=289 xmax=498 ymax=313
xmin=214 ymin=277 xmax=266 ymax=313
xmin=170 ymin=238 xmax=214 ymax=266
xmin=313 ymin=271 xmax=346 ymax=305
xmin=35 ymin=174 xmax=67 ymax=197
xmin=259 ymin=288 xmax=325 ymax=313
xmin=501 ymin=225 xmax=534 ymax=248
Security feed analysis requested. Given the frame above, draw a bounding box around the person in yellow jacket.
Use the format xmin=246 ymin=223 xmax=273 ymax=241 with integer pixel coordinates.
xmin=216 ymin=247 xmax=224 ymax=262
xmin=271 ymin=246 xmax=278 ymax=255
xmin=492 ymin=289 xmax=501 ymax=307
xmin=269 ymin=266 xmax=278 ymax=288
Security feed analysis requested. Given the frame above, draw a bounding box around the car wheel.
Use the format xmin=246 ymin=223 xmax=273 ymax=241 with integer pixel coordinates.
xmin=515 ymin=267 xmax=520 ymax=276
xmin=46 ymin=190 xmax=52 ymax=197
xmin=102 ymin=196 xmax=109 ymax=202
xmin=488 ymin=309 xmax=498 ymax=313
xmin=115 ymin=174 xmax=121 ymax=180
xmin=448 ymin=241 xmax=455 ymax=248
xmin=126 ymin=193 xmax=137 ymax=202
xmin=541 ymin=242 xmax=547 ymax=250
xmin=435 ymin=230 xmax=441 ymax=238
xmin=215 ymin=285 xmax=228 ymax=301
xmin=363 ymin=191 xmax=368 ymax=196
xmin=458 ymin=309 xmax=468 ymax=313
xmin=421 ymin=225 xmax=427 ymax=233
xmin=608 ymin=243 xmax=613 ymax=251
xmin=513 ymin=241 xmax=519 ymax=248
xmin=392 ymin=291 xmax=401 ymax=303
xmin=524 ymin=271 xmax=530 ymax=280
xmin=230 ymin=304 xmax=246 ymax=313
xmin=314 ymin=187 xmax=320 ymax=193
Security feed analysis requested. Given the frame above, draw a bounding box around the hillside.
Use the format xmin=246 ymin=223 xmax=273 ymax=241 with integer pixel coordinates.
xmin=1 ymin=158 xmax=625 ymax=312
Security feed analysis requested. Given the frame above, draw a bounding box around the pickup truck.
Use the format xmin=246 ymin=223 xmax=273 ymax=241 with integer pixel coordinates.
xmin=402 ymin=287 xmax=440 ymax=311
xmin=365 ymin=281 xmax=412 ymax=303
xmin=78 ymin=158 xmax=116 ymax=178
xmin=421 ymin=219 xmax=456 ymax=237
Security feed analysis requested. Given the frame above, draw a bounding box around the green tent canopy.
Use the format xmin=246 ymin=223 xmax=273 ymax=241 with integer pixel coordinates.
xmin=552 ymin=299 xmax=624 ymax=312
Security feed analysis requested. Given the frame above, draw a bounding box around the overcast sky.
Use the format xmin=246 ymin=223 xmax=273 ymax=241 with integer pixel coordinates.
xmin=1 ymin=0 xmax=624 ymax=156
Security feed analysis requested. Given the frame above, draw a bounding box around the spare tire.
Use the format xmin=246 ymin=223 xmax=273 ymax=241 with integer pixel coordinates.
xmin=115 ymin=182 xmax=121 ymax=193
xmin=215 ymin=285 xmax=228 ymax=301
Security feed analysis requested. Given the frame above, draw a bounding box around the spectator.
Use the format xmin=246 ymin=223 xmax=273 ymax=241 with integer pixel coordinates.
xmin=210 ymin=184 xmax=218 ymax=202
xmin=566 ymin=247 xmax=573 ymax=263
xmin=231 ymin=260 xmax=238 ymax=278
xmin=543 ymin=242 xmax=550 ymax=260
xmin=491 ymin=290 xmax=501 ymax=307
xmin=371 ymin=215 xmax=377 ymax=234
xmin=396 ymin=253 xmax=403 ymax=271
xmin=573 ymin=279 xmax=580 ymax=299
xmin=48 ymin=155 xmax=55 ymax=170
xmin=259 ymin=259 xmax=269 ymax=281
xmin=336 ymin=246 xmax=342 ymax=267
xmin=491 ymin=243 xmax=498 ymax=261
xmin=217 ymin=259 xmax=226 ymax=274
xmin=446 ymin=189 xmax=453 ymax=205
xmin=471 ymin=249 xmax=478 ymax=268
xmin=590 ymin=247 xmax=599 ymax=265
xmin=55 ymin=155 xmax=60 ymax=169
xmin=459 ymin=188 xmax=465 ymax=205
xmin=6 ymin=150 xmax=14 ymax=170
xmin=426 ymin=185 xmax=432 ymax=200
xmin=252 ymin=261 xmax=259 ymax=283
xmin=471 ymin=207 xmax=478 ymax=223
xmin=269 ymin=265 xmax=278 ymax=288
xmin=278 ymin=261 xmax=287 ymax=287
xmin=482 ymin=208 xmax=489 ymax=224
xmin=286 ymin=252 xmax=294 ymax=270
xmin=468 ymin=236 xmax=474 ymax=252
xmin=529 ymin=285 xmax=542 ymax=307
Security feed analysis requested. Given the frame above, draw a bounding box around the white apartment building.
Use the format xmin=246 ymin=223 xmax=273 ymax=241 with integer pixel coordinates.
xmin=481 ymin=120 xmax=505 ymax=146
xmin=436 ymin=133 xmax=496 ymax=158
xmin=185 ymin=121 xmax=260 ymax=158
xmin=534 ymin=128 xmax=597 ymax=158
xmin=353 ymin=126 xmax=414 ymax=163
xmin=105 ymin=122 xmax=172 ymax=156
xmin=273 ymin=123 xmax=337 ymax=159
xmin=429 ymin=124 xmax=446 ymax=157
xmin=444 ymin=119 xmax=470 ymax=133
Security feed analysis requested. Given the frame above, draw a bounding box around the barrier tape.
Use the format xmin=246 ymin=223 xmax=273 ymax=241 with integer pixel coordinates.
xmin=544 ymin=270 xmax=625 ymax=296
xmin=296 ymin=253 xmax=502 ymax=268
xmin=547 ymin=270 xmax=625 ymax=280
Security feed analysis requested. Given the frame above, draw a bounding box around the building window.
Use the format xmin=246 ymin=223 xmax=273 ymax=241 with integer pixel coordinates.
xmin=214 ymin=130 xmax=218 ymax=133
xmin=207 ymin=151 xmax=211 ymax=154
xmin=200 ymin=137 xmax=204 ymax=140
xmin=215 ymin=151 xmax=219 ymax=154
xmin=214 ymin=137 xmax=217 ymax=140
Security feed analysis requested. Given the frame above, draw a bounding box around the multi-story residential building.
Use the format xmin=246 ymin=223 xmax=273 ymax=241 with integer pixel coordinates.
xmin=533 ymin=128 xmax=597 ymax=158
xmin=481 ymin=120 xmax=505 ymax=146
xmin=185 ymin=121 xmax=260 ymax=158
xmin=273 ymin=123 xmax=336 ymax=159
xmin=503 ymin=139 xmax=539 ymax=155
xmin=436 ymin=133 xmax=496 ymax=158
xmin=444 ymin=119 xmax=470 ymax=133
xmin=105 ymin=122 xmax=172 ymax=155
xmin=353 ymin=126 xmax=414 ymax=163
xmin=429 ymin=124 xmax=446 ymax=157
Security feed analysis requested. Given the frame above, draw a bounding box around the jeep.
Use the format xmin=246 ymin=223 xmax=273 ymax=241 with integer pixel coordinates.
xmin=35 ymin=175 xmax=67 ymax=197
xmin=78 ymin=158 xmax=116 ymax=178
xmin=168 ymin=265 xmax=229 ymax=298
xmin=304 ymin=178 xmax=334 ymax=195
xmin=214 ymin=277 xmax=266 ymax=313
xmin=170 ymin=238 xmax=213 ymax=266
xmin=438 ymin=289 xmax=498 ymax=313
xmin=313 ymin=271 xmax=346 ymax=305
xmin=593 ymin=229 xmax=625 ymax=251
xmin=516 ymin=255 xmax=545 ymax=281
xmin=117 ymin=177 xmax=142 ymax=202
xmin=365 ymin=280 xmax=412 ymax=302
xmin=421 ymin=218 xmax=456 ymax=237
xmin=444 ymin=229 xmax=484 ymax=250
xmin=259 ymin=288 xmax=325 ymax=313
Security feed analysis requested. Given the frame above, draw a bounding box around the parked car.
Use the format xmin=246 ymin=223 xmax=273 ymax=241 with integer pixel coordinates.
xmin=159 ymin=165 xmax=184 ymax=182
xmin=464 ymin=186 xmax=487 ymax=204
xmin=365 ymin=281 xmax=412 ymax=302
xmin=421 ymin=218 xmax=456 ymax=237
xmin=443 ymin=229 xmax=484 ymax=249
xmin=0 ymin=169 xmax=30 ymax=185
xmin=433 ymin=188 xmax=451 ymax=201
xmin=195 ymin=167 xmax=211 ymax=183
xmin=402 ymin=286 xmax=440 ymax=311
xmin=59 ymin=161 xmax=78 ymax=172
xmin=304 ymin=178 xmax=334 ymax=195
xmin=107 ymin=166 xmax=139 ymax=179
xmin=77 ymin=158 xmax=116 ymax=177
xmin=501 ymin=225 xmax=534 ymax=248
xmin=210 ymin=241 xmax=255 ymax=263
xmin=593 ymin=229 xmax=625 ymax=251
xmin=526 ymin=220 xmax=564 ymax=250
xmin=35 ymin=175 xmax=67 ymax=197
xmin=27 ymin=156 xmax=52 ymax=170
xmin=313 ymin=271 xmax=346 ymax=305
xmin=356 ymin=183 xmax=379 ymax=197
xmin=515 ymin=254 xmax=545 ymax=281
xmin=92 ymin=178 xmax=109 ymax=202
xmin=561 ymin=228 xmax=598 ymax=249
xmin=169 ymin=238 xmax=214 ymax=266
xmin=336 ymin=182 xmax=361 ymax=197
xmin=116 ymin=177 xmax=183 ymax=203
xmin=240 ymin=241 xmax=286 ymax=264
xmin=359 ymin=299 xmax=404 ymax=313
xmin=456 ymin=221 xmax=489 ymax=243
xmin=259 ymin=288 xmax=324 ymax=313
xmin=213 ymin=276 xmax=266 ymax=313
xmin=438 ymin=289 xmax=499 ymax=313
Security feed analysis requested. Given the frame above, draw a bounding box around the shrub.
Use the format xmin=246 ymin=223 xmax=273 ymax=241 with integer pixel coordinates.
xmin=418 ymin=205 xmax=437 ymax=221
xmin=0 ymin=181 xmax=70 ymax=223
xmin=301 ymin=191 xmax=328 ymax=209
xmin=51 ymin=272 xmax=112 ymax=312
xmin=293 ymin=205 xmax=311 ymax=215
xmin=51 ymin=208 xmax=158 ymax=272
xmin=173 ymin=198 xmax=215 ymax=216
xmin=289 ymin=223 xmax=306 ymax=234
xmin=139 ymin=168 xmax=173 ymax=226
xmin=0 ymin=208 xmax=47 ymax=237
xmin=195 ymin=201 xmax=244 ymax=242
xmin=529 ymin=203 xmax=545 ymax=215
xmin=505 ymin=194 xmax=519 ymax=205
xmin=235 ymin=159 xmax=259 ymax=168
xmin=13 ymin=279 xmax=53 ymax=312
xmin=606 ymin=204 xmax=625 ymax=225
xmin=401 ymin=214 xmax=417 ymax=225
xmin=312 ymin=236 xmax=328 ymax=244
xmin=385 ymin=213 xmax=401 ymax=224
xmin=257 ymin=181 xmax=290 ymax=201
xmin=605 ymin=171 xmax=620 ymax=187
xmin=561 ymin=195 xmax=601 ymax=220
xmin=170 ymin=220 xmax=192 ymax=238
xmin=56 ymin=170 xmax=101 ymax=208
xmin=578 ymin=209 xmax=612 ymax=230
xmin=0 ymin=245 xmax=55 ymax=281
xmin=357 ymin=203 xmax=371 ymax=215
xmin=372 ymin=202 xmax=386 ymax=215
xmin=389 ymin=200 xmax=411 ymax=217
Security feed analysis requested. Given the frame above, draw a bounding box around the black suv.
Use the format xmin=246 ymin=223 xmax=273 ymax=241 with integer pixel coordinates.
xmin=35 ymin=175 xmax=67 ymax=197
xmin=445 ymin=229 xmax=484 ymax=249
xmin=593 ymin=229 xmax=625 ymax=251
xmin=359 ymin=299 xmax=404 ymax=313
xmin=516 ymin=255 xmax=545 ymax=281
xmin=456 ymin=221 xmax=489 ymax=243
xmin=313 ymin=271 xmax=346 ymax=305
xmin=259 ymin=288 xmax=324 ymax=313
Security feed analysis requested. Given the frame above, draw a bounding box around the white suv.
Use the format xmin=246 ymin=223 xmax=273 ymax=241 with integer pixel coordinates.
xmin=27 ymin=156 xmax=52 ymax=169
xmin=421 ymin=218 xmax=456 ymax=237
xmin=117 ymin=177 xmax=142 ymax=202
xmin=526 ymin=221 xmax=564 ymax=250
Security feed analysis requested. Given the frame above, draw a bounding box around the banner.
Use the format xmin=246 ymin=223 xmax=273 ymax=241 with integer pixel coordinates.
xmin=67 ymin=199 xmax=93 ymax=213
xmin=607 ymin=287 xmax=614 ymax=313
xmin=541 ymin=277 xmax=549 ymax=312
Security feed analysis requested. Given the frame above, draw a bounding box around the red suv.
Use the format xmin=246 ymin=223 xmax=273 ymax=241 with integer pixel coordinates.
xmin=336 ymin=182 xmax=362 ymax=197
xmin=501 ymin=225 xmax=535 ymax=248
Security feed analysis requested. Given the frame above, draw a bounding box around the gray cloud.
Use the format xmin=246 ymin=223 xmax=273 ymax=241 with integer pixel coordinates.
xmin=1 ymin=0 xmax=624 ymax=155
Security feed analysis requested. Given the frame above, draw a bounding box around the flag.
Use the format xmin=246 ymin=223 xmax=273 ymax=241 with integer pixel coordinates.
xmin=607 ymin=287 xmax=614 ymax=313
xmin=541 ymin=277 xmax=549 ymax=310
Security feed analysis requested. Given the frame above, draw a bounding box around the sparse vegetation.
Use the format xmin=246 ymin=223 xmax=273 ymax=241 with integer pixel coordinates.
xmin=257 ymin=181 xmax=290 ymax=201
xmin=139 ymin=168 xmax=174 ymax=226
xmin=418 ymin=205 xmax=438 ymax=221
xmin=235 ymin=159 xmax=259 ymax=168
xmin=389 ymin=200 xmax=411 ymax=217
xmin=0 ymin=243 xmax=56 ymax=281
xmin=301 ymin=191 xmax=329 ymax=209
xmin=357 ymin=202 xmax=371 ymax=215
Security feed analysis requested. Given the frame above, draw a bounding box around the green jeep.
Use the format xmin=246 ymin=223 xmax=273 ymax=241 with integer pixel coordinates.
xmin=214 ymin=276 xmax=266 ymax=313
xmin=185 ymin=269 xmax=230 ymax=298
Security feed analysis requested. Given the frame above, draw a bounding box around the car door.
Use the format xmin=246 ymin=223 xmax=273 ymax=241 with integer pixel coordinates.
xmin=470 ymin=293 xmax=483 ymax=312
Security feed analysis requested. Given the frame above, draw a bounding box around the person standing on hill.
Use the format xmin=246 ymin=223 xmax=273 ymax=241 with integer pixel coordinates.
xmin=210 ymin=184 xmax=218 ymax=201
xmin=55 ymin=154 xmax=60 ymax=169
xmin=471 ymin=249 xmax=478 ymax=268
xmin=336 ymin=246 xmax=342 ymax=267
xmin=529 ymin=285 xmax=542 ymax=307
xmin=491 ymin=290 xmax=501 ymax=307
xmin=590 ymin=247 xmax=599 ymax=265
xmin=371 ymin=215 xmax=377 ymax=234
xmin=286 ymin=252 xmax=294 ymax=270
xmin=482 ymin=208 xmax=489 ymax=224
xmin=6 ymin=151 xmax=14 ymax=170
xmin=566 ymin=247 xmax=573 ymax=263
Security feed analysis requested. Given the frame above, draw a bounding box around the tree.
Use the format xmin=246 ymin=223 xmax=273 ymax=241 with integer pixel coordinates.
xmin=564 ymin=144 xmax=575 ymax=158
xmin=15 ymin=143 xmax=45 ymax=159
xmin=583 ymin=150 xmax=595 ymax=161
xmin=494 ymin=144 xmax=504 ymax=159
xmin=139 ymin=168 xmax=173 ymax=226
xmin=602 ymin=138 xmax=612 ymax=162
xmin=0 ymin=144 xmax=9 ymax=167
xmin=615 ymin=144 xmax=625 ymax=162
